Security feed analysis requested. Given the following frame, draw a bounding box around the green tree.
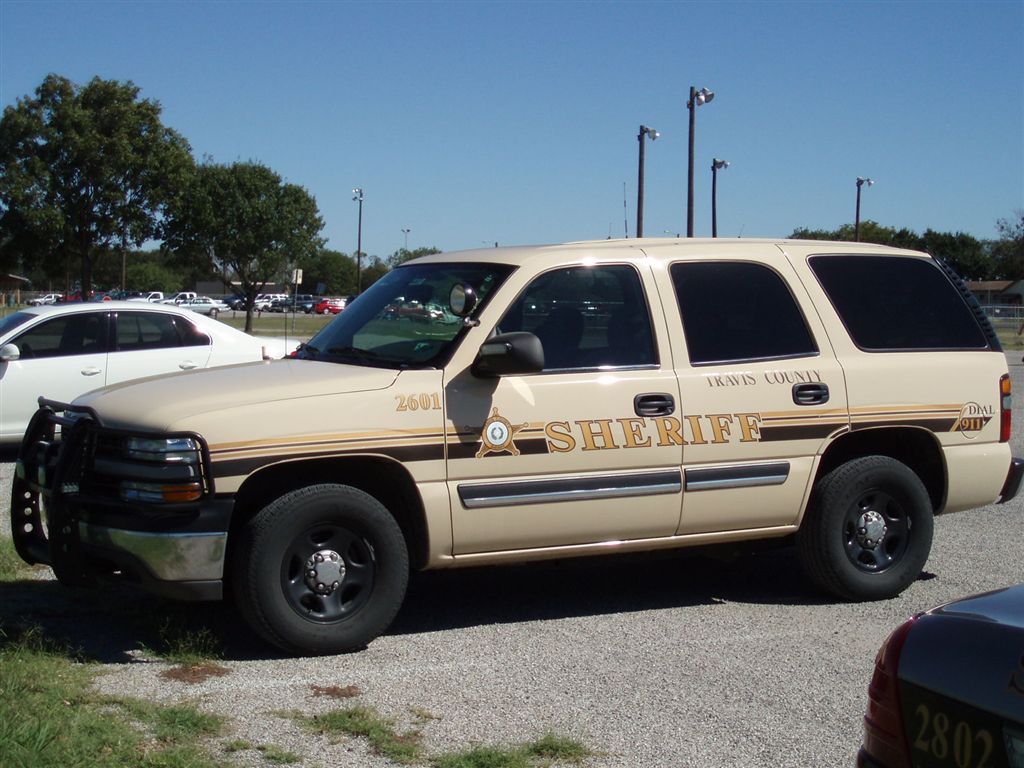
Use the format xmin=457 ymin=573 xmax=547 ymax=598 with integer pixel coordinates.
xmin=0 ymin=73 xmax=193 ymax=296
xmin=163 ymin=161 xmax=324 ymax=332
xmin=360 ymin=257 xmax=389 ymax=290
xmin=992 ymin=210 xmax=1024 ymax=280
xmin=386 ymin=246 xmax=442 ymax=268
xmin=298 ymin=248 xmax=357 ymax=295
xmin=789 ymin=221 xmax=995 ymax=279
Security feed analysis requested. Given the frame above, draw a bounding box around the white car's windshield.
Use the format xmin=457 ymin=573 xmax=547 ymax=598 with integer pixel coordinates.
xmin=296 ymin=262 xmax=515 ymax=368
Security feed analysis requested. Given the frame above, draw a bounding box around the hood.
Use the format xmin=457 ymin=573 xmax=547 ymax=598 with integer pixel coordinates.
xmin=74 ymin=359 xmax=399 ymax=432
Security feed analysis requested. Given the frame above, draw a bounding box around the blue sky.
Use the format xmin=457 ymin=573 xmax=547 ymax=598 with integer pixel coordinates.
xmin=1 ymin=1 xmax=1022 ymax=258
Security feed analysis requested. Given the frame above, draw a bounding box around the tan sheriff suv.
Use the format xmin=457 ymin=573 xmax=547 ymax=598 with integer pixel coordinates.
xmin=12 ymin=239 xmax=1023 ymax=654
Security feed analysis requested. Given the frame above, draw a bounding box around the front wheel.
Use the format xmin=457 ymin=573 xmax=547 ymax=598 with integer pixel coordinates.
xmin=797 ymin=456 xmax=933 ymax=601
xmin=232 ymin=484 xmax=409 ymax=654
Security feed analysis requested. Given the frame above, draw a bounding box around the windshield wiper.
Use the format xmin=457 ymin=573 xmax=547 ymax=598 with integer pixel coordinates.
xmin=326 ymin=345 xmax=380 ymax=360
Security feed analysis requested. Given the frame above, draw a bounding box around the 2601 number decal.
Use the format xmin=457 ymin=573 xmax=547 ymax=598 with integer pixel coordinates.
xmin=912 ymin=703 xmax=994 ymax=768
xmin=395 ymin=393 xmax=442 ymax=412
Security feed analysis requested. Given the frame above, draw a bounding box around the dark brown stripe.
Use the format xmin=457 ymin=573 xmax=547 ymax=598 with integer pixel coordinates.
xmin=211 ymin=443 xmax=444 ymax=479
xmin=760 ymin=424 xmax=847 ymax=442
xmin=851 ymin=418 xmax=958 ymax=432
xmin=446 ymin=437 xmax=549 ymax=460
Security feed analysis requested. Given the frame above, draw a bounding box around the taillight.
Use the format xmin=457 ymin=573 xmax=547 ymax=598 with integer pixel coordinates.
xmin=862 ymin=616 xmax=918 ymax=768
xmin=1000 ymin=374 xmax=1012 ymax=443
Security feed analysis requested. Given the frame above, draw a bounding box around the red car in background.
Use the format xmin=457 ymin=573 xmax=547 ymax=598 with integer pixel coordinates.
xmin=313 ymin=297 xmax=346 ymax=315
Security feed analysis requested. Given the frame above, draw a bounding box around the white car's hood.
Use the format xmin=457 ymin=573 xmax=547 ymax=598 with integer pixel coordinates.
xmin=73 ymin=359 xmax=398 ymax=432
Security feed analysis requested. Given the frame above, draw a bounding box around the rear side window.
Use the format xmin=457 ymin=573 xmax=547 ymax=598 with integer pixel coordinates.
xmin=809 ymin=255 xmax=988 ymax=351
xmin=115 ymin=312 xmax=210 ymax=351
xmin=671 ymin=261 xmax=818 ymax=365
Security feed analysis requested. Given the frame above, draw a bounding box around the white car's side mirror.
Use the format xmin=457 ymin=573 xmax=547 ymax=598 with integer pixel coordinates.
xmin=0 ymin=343 xmax=21 ymax=362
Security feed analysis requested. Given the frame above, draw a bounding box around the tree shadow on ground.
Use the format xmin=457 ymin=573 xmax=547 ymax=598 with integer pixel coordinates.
xmin=1 ymin=541 xmax=835 ymax=662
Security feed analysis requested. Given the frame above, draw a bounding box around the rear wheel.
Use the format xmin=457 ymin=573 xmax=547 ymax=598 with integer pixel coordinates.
xmin=797 ymin=456 xmax=933 ymax=601
xmin=232 ymin=484 xmax=408 ymax=654
xmin=209 ymin=308 xmax=219 ymax=319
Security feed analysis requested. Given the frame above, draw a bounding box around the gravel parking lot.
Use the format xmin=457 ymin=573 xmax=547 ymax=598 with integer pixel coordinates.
xmin=3 ymin=357 xmax=1024 ymax=768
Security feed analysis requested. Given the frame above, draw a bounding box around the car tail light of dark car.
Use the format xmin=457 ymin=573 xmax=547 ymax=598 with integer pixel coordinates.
xmin=860 ymin=616 xmax=919 ymax=768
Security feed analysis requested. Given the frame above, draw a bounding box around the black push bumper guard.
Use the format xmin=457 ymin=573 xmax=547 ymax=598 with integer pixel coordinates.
xmin=10 ymin=398 xmax=217 ymax=588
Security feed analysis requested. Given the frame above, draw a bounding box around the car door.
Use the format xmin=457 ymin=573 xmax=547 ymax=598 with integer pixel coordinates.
xmin=0 ymin=310 xmax=110 ymax=441
xmin=444 ymin=255 xmax=684 ymax=554
xmin=105 ymin=310 xmax=213 ymax=385
xmin=652 ymin=247 xmax=850 ymax=534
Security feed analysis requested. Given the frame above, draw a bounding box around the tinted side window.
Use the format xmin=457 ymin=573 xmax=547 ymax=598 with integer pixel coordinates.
xmin=497 ymin=264 xmax=657 ymax=371
xmin=671 ymin=262 xmax=818 ymax=365
xmin=115 ymin=312 xmax=210 ymax=351
xmin=13 ymin=313 xmax=108 ymax=359
xmin=809 ymin=255 xmax=987 ymax=351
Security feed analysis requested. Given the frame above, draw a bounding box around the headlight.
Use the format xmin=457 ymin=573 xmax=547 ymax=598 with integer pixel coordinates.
xmin=123 ymin=436 xmax=200 ymax=464
xmin=116 ymin=435 xmax=205 ymax=503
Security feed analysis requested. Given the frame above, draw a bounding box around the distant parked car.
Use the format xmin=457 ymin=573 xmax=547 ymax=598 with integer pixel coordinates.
xmin=127 ymin=291 xmax=165 ymax=303
xmin=313 ymin=297 xmax=346 ymax=315
xmin=0 ymin=301 xmax=277 ymax=443
xmin=161 ymin=291 xmax=198 ymax=305
xmin=253 ymin=294 xmax=288 ymax=311
xmin=858 ymin=583 xmax=1024 ymax=768
xmin=178 ymin=296 xmax=230 ymax=318
xmin=27 ymin=294 xmax=61 ymax=306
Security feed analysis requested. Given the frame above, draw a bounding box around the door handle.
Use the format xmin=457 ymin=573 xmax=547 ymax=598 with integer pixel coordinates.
xmin=179 ymin=361 xmax=199 ymax=370
xmin=80 ymin=367 xmax=102 ymax=377
xmin=793 ymin=383 xmax=829 ymax=405
xmin=634 ymin=393 xmax=675 ymax=417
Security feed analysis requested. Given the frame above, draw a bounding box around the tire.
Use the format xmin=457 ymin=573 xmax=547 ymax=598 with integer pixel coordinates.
xmin=232 ymin=484 xmax=409 ymax=654
xmin=209 ymin=308 xmax=218 ymax=319
xmin=796 ymin=456 xmax=933 ymax=601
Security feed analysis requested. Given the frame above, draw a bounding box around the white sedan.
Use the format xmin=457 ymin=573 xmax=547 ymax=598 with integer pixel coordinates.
xmin=178 ymin=296 xmax=230 ymax=318
xmin=0 ymin=302 xmax=285 ymax=443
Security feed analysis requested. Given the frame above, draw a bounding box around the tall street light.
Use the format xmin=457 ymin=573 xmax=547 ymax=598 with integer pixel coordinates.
xmin=687 ymin=85 xmax=714 ymax=237
xmin=855 ymin=177 xmax=874 ymax=241
xmin=401 ymin=227 xmax=411 ymax=251
xmin=352 ymin=188 xmax=364 ymax=293
xmin=636 ymin=125 xmax=659 ymax=238
xmin=711 ymin=158 xmax=729 ymax=238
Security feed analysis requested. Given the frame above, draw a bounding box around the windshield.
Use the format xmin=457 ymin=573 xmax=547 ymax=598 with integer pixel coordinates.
xmin=296 ymin=261 xmax=515 ymax=368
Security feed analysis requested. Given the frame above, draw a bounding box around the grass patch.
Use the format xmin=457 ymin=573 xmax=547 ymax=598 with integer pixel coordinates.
xmin=292 ymin=705 xmax=423 ymax=764
xmin=433 ymin=733 xmax=593 ymax=768
xmin=137 ymin=609 xmax=224 ymax=665
xmin=257 ymin=743 xmax=302 ymax=764
xmin=223 ymin=738 xmax=252 ymax=753
xmin=0 ymin=536 xmax=40 ymax=582
xmin=0 ymin=623 xmax=227 ymax=767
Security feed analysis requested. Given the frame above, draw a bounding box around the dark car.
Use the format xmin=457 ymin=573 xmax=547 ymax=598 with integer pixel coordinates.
xmin=858 ymin=584 xmax=1024 ymax=768
xmin=268 ymin=297 xmax=292 ymax=313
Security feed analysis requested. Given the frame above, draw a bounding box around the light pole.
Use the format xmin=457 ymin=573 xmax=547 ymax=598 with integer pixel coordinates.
xmin=636 ymin=125 xmax=659 ymax=238
xmin=401 ymin=228 xmax=410 ymax=251
xmin=711 ymin=158 xmax=729 ymax=238
xmin=687 ymin=85 xmax=714 ymax=237
xmin=855 ymin=177 xmax=873 ymax=241
xmin=352 ymin=188 xmax=363 ymax=293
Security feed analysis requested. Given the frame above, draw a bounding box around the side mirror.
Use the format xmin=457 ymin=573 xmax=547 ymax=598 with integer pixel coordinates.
xmin=472 ymin=332 xmax=544 ymax=378
xmin=0 ymin=343 xmax=20 ymax=362
xmin=449 ymin=283 xmax=478 ymax=317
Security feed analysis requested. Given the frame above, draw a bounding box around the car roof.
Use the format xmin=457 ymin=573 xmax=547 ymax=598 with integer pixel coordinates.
xmin=15 ymin=301 xmax=199 ymax=317
xmin=406 ymin=237 xmax=929 ymax=269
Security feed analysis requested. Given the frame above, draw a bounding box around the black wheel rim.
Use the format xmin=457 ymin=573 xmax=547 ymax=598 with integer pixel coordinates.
xmin=281 ymin=524 xmax=376 ymax=622
xmin=842 ymin=489 xmax=910 ymax=573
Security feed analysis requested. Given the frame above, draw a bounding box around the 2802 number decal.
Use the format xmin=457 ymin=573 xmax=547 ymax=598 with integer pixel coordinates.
xmin=912 ymin=704 xmax=994 ymax=768
xmin=395 ymin=393 xmax=442 ymax=412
